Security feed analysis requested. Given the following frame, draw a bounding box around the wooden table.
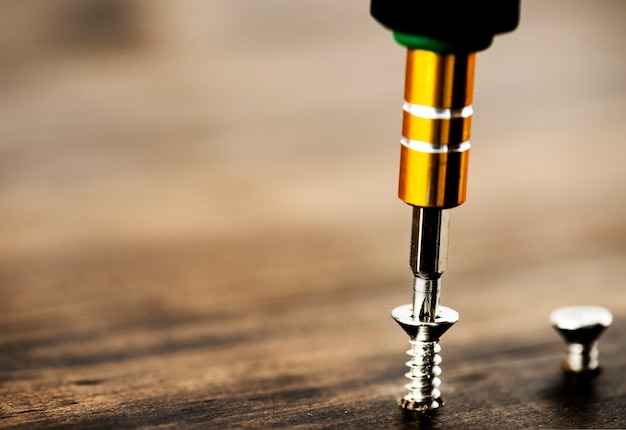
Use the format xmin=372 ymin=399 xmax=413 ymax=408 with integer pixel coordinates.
xmin=1 ymin=1 xmax=625 ymax=428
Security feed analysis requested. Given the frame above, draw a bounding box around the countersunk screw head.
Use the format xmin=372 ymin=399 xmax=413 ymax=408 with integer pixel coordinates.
xmin=550 ymin=306 xmax=613 ymax=373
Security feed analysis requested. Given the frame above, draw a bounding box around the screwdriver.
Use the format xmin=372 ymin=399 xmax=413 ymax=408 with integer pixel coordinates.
xmin=370 ymin=0 xmax=520 ymax=411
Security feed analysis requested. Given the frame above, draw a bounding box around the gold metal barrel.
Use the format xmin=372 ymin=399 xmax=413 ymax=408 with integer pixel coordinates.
xmin=398 ymin=50 xmax=475 ymax=208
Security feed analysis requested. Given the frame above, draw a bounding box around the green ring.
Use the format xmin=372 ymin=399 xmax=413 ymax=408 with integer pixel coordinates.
xmin=393 ymin=32 xmax=493 ymax=54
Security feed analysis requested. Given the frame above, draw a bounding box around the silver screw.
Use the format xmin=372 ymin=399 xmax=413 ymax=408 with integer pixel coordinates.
xmin=550 ymin=306 xmax=613 ymax=373
xmin=392 ymin=304 xmax=459 ymax=411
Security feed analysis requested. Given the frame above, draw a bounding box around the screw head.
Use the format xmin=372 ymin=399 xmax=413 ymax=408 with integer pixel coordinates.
xmin=392 ymin=304 xmax=459 ymax=341
xmin=550 ymin=306 xmax=612 ymax=373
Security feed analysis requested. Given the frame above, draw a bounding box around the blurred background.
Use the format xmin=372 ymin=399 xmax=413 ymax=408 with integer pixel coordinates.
xmin=0 ymin=0 xmax=625 ymax=419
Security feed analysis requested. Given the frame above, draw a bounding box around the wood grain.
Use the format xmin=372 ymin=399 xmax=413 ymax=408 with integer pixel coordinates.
xmin=0 ymin=238 xmax=625 ymax=428
xmin=1 ymin=1 xmax=625 ymax=428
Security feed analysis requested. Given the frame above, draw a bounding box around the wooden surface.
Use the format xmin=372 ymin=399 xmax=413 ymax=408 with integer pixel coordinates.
xmin=1 ymin=1 xmax=625 ymax=428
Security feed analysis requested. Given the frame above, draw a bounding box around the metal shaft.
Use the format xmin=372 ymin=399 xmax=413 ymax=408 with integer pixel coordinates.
xmin=410 ymin=207 xmax=450 ymax=322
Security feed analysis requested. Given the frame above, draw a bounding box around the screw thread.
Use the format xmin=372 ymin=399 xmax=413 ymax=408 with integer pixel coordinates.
xmin=565 ymin=341 xmax=599 ymax=372
xmin=399 ymin=339 xmax=443 ymax=411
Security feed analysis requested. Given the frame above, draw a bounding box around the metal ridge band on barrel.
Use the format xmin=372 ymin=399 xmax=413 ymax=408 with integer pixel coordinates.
xmin=402 ymin=102 xmax=472 ymax=145
xmin=401 ymin=137 xmax=470 ymax=154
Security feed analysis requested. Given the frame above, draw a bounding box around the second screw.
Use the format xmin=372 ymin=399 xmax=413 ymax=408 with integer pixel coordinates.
xmin=550 ymin=306 xmax=613 ymax=373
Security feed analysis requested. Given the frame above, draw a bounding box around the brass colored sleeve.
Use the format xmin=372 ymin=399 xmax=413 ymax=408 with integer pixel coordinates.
xmin=404 ymin=50 xmax=475 ymax=109
xmin=399 ymin=144 xmax=469 ymax=208
xmin=399 ymin=50 xmax=475 ymax=208
xmin=402 ymin=114 xmax=471 ymax=144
